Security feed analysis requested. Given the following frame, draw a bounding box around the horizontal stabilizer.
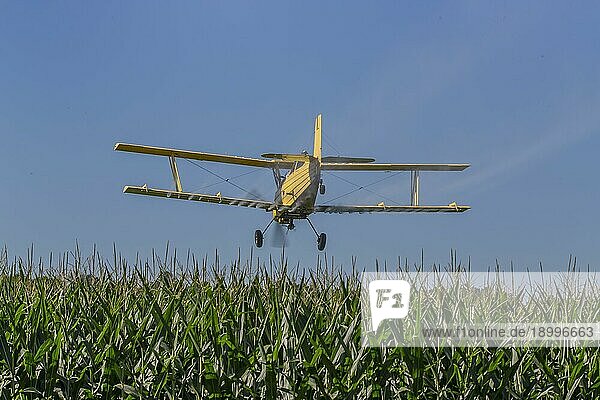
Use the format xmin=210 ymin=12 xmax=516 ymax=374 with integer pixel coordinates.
xmin=321 ymin=156 xmax=376 ymax=163
xmin=261 ymin=153 xmax=311 ymax=162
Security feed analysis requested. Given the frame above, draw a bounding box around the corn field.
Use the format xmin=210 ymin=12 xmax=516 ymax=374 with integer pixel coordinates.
xmin=0 ymin=246 xmax=599 ymax=399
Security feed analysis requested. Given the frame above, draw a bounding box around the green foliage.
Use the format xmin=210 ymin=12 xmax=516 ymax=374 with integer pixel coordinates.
xmin=0 ymin=247 xmax=598 ymax=399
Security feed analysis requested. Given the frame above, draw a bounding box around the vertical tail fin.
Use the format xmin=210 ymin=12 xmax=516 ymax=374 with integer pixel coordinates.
xmin=313 ymin=114 xmax=322 ymax=162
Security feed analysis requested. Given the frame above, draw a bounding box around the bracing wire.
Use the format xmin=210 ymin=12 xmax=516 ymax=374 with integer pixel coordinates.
xmin=183 ymin=159 xmax=263 ymax=200
xmin=181 ymin=140 xmax=402 ymax=205
xmin=189 ymin=169 xmax=259 ymax=193
xmin=323 ymin=136 xmax=343 ymax=156
xmin=320 ymin=129 xmax=405 ymax=204
xmin=324 ymin=171 xmax=404 ymax=204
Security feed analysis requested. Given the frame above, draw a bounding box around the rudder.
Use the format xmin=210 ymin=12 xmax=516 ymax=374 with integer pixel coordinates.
xmin=313 ymin=114 xmax=322 ymax=162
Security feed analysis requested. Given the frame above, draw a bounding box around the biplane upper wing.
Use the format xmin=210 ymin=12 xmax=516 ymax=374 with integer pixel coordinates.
xmin=320 ymin=163 xmax=470 ymax=171
xmin=114 ymin=143 xmax=295 ymax=169
xmin=123 ymin=185 xmax=287 ymax=211
xmin=313 ymin=204 xmax=470 ymax=213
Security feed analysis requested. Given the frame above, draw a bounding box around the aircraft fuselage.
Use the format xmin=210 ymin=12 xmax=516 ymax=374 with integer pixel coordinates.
xmin=272 ymin=156 xmax=321 ymax=224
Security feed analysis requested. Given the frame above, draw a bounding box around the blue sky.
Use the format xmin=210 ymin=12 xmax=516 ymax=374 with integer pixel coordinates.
xmin=1 ymin=2 xmax=599 ymax=271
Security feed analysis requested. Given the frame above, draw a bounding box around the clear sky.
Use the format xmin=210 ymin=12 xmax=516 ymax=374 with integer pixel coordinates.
xmin=2 ymin=2 xmax=599 ymax=271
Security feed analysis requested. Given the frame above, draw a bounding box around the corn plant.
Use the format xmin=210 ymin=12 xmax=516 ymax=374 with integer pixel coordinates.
xmin=0 ymin=246 xmax=598 ymax=399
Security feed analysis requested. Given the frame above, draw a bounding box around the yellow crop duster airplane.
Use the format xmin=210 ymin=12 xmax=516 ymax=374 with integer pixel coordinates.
xmin=115 ymin=114 xmax=469 ymax=251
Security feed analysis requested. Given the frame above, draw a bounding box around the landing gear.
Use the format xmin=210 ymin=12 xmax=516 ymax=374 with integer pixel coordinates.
xmin=319 ymin=179 xmax=326 ymax=195
xmin=317 ymin=233 xmax=327 ymax=251
xmin=307 ymin=218 xmax=327 ymax=251
xmin=254 ymin=229 xmax=263 ymax=248
xmin=255 ymin=216 xmax=326 ymax=251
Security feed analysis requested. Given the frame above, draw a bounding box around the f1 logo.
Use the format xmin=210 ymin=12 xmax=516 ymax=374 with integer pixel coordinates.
xmin=369 ymin=280 xmax=411 ymax=331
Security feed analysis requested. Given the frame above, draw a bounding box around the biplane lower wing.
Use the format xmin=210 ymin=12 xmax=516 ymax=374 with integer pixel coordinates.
xmin=115 ymin=143 xmax=295 ymax=169
xmin=320 ymin=163 xmax=469 ymax=171
xmin=313 ymin=204 xmax=470 ymax=213
xmin=123 ymin=185 xmax=281 ymax=211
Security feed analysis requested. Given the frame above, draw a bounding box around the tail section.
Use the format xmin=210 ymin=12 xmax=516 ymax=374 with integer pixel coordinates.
xmin=313 ymin=114 xmax=322 ymax=162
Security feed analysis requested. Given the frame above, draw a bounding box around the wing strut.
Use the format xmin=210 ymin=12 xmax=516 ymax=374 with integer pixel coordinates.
xmin=410 ymin=171 xmax=419 ymax=206
xmin=169 ymin=156 xmax=183 ymax=192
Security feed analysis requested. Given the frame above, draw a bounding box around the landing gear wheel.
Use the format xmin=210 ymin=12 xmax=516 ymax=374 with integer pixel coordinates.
xmin=317 ymin=233 xmax=327 ymax=251
xmin=319 ymin=183 xmax=326 ymax=195
xmin=254 ymin=230 xmax=263 ymax=248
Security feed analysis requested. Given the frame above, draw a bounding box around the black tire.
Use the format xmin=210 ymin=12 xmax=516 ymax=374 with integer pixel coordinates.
xmin=317 ymin=233 xmax=327 ymax=251
xmin=319 ymin=184 xmax=326 ymax=195
xmin=254 ymin=230 xmax=263 ymax=248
